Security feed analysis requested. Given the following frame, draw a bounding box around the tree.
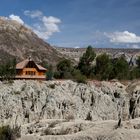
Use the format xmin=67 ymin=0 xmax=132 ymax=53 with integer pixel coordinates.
xmin=112 ymin=56 xmax=129 ymax=80
xmin=95 ymin=53 xmax=112 ymax=80
xmin=46 ymin=64 xmax=54 ymax=80
xmin=55 ymin=59 xmax=73 ymax=79
xmin=129 ymin=56 xmax=140 ymax=79
xmin=129 ymin=67 xmax=140 ymax=80
xmin=136 ymin=56 xmax=140 ymax=68
xmin=78 ymin=46 xmax=96 ymax=77
xmin=0 ymin=58 xmax=16 ymax=80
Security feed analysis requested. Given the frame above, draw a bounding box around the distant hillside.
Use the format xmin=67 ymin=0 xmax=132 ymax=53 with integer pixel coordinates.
xmin=0 ymin=17 xmax=62 ymax=65
xmin=56 ymin=47 xmax=140 ymax=65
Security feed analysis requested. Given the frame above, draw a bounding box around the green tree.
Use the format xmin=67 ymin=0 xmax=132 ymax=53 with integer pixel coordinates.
xmin=129 ymin=56 xmax=140 ymax=79
xmin=55 ymin=59 xmax=73 ymax=79
xmin=0 ymin=125 xmax=20 ymax=140
xmin=129 ymin=67 xmax=140 ymax=80
xmin=136 ymin=56 xmax=140 ymax=68
xmin=0 ymin=58 xmax=16 ymax=80
xmin=95 ymin=53 xmax=112 ymax=80
xmin=78 ymin=46 xmax=96 ymax=77
xmin=46 ymin=64 xmax=54 ymax=80
xmin=112 ymin=56 xmax=129 ymax=80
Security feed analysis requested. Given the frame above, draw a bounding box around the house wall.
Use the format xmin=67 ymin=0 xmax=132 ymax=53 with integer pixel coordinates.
xmin=17 ymin=68 xmax=46 ymax=76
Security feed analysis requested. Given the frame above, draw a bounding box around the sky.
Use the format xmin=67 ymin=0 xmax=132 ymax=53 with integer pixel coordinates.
xmin=1 ymin=0 xmax=140 ymax=48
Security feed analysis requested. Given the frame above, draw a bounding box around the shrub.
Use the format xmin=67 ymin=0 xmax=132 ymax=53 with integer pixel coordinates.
xmin=129 ymin=67 xmax=140 ymax=80
xmin=46 ymin=64 xmax=54 ymax=80
xmin=48 ymin=121 xmax=60 ymax=128
xmin=72 ymin=69 xmax=87 ymax=84
xmin=14 ymin=91 xmax=21 ymax=95
xmin=0 ymin=58 xmax=16 ymax=81
xmin=74 ymin=73 xmax=87 ymax=84
xmin=136 ymin=56 xmax=140 ymax=68
xmin=0 ymin=125 xmax=20 ymax=140
xmin=8 ymin=80 xmax=14 ymax=84
xmin=44 ymin=128 xmax=52 ymax=135
xmin=56 ymin=59 xmax=73 ymax=79
xmin=86 ymin=112 xmax=92 ymax=121
xmin=95 ymin=53 xmax=113 ymax=80
xmin=53 ymin=71 xmax=61 ymax=79
xmin=49 ymin=84 xmax=55 ymax=89
xmin=112 ymin=56 xmax=129 ymax=80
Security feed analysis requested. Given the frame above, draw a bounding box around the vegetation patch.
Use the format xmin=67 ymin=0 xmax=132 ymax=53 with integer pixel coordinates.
xmin=0 ymin=125 xmax=21 ymax=140
xmin=54 ymin=46 xmax=140 ymax=82
xmin=49 ymin=84 xmax=55 ymax=89
xmin=48 ymin=121 xmax=59 ymax=128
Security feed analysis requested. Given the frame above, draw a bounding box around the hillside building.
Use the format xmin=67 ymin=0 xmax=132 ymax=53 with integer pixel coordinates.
xmin=15 ymin=57 xmax=47 ymax=80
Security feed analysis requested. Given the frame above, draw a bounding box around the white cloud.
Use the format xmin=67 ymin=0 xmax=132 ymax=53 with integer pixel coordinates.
xmin=24 ymin=10 xmax=43 ymax=18
xmin=105 ymin=31 xmax=140 ymax=43
xmin=9 ymin=14 xmax=24 ymax=25
xmin=24 ymin=10 xmax=61 ymax=40
xmin=43 ymin=16 xmax=61 ymax=24
xmin=74 ymin=46 xmax=80 ymax=48
xmin=42 ymin=16 xmax=61 ymax=36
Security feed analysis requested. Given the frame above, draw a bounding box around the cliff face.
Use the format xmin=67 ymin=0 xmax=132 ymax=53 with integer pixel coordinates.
xmin=0 ymin=80 xmax=126 ymax=126
xmin=0 ymin=17 xmax=62 ymax=65
xmin=0 ymin=80 xmax=140 ymax=139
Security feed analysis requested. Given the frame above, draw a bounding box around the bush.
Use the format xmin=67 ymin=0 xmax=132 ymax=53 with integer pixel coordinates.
xmin=112 ymin=56 xmax=129 ymax=80
xmin=72 ymin=69 xmax=87 ymax=83
xmin=136 ymin=56 xmax=140 ymax=68
xmin=46 ymin=64 xmax=54 ymax=80
xmin=54 ymin=71 xmax=61 ymax=79
xmin=0 ymin=58 xmax=16 ymax=81
xmin=129 ymin=67 xmax=140 ymax=80
xmin=95 ymin=53 xmax=113 ymax=80
xmin=55 ymin=59 xmax=73 ymax=79
xmin=0 ymin=125 xmax=20 ymax=140
xmin=13 ymin=91 xmax=21 ymax=95
xmin=49 ymin=84 xmax=55 ymax=89
xmin=44 ymin=128 xmax=52 ymax=135
xmin=74 ymin=72 xmax=87 ymax=84
xmin=48 ymin=121 xmax=59 ymax=128
xmin=85 ymin=112 xmax=92 ymax=121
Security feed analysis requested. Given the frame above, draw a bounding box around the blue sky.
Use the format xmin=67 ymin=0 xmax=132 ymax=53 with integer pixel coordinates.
xmin=1 ymin=0 xmax=140 ymax=48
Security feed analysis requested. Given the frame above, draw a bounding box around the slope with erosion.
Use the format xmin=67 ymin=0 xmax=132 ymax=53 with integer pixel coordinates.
xmin=0 ymin=80 xmax=139 ymax=139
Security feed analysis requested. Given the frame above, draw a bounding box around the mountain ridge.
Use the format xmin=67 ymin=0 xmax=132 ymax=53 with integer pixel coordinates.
xmin=0 ymin=17 xmax=62 ymax=65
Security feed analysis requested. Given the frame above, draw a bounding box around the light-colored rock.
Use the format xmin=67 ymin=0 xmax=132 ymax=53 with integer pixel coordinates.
xmin=19 ymin=118 xmax=140 ymax=140
xmin=0 ymin=80 xmax=140 ymax=139
xmin=0 ymin=80 xmax=128 ymax=127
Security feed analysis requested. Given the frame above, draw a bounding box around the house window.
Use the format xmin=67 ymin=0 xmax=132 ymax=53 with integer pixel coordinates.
xmin=25 ymin=71 xmax=36 ymax=75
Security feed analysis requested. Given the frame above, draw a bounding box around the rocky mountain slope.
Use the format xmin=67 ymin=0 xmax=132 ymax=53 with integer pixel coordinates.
xmin=0 ymin=80 xmax=140 ymax=139
xmin=0 ymin=17 xmax=62 ymax=65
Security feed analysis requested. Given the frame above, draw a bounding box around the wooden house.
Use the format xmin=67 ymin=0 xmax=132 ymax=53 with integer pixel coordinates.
xmin=16 ymin=57 xmax=47 ymax=80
